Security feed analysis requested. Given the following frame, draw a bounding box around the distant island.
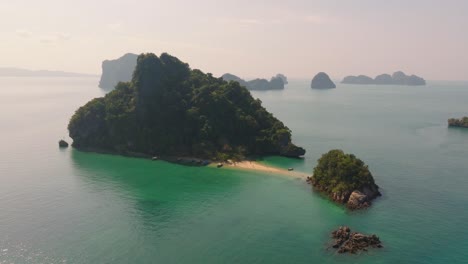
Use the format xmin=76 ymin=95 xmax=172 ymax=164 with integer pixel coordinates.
xmin=342 ymin=71 xmax=426 ymax=86
xmin=98 ymin=53 xmax=138 ymax=89
xmin=0 ymin=67 xmax=96 ymax=78
xmin=221 ymin=73 xmax=286 ymax=90
xmin=311 ymin=72 xmax=336 ymax=89
xmin=309 ymin=149 xmax=381 ymax=209
xmin=69 ymin=53 xmax=305 ymax=161
xmin=448 ymin=117 xmax=468 ymax=128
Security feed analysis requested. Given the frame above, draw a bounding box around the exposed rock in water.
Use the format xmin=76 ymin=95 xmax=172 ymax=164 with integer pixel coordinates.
xmin=310 ymin=149 xmax=381 ymax=209
xmin=341 ymin=71 xmax=426 ymax=86
xmin=448 ymin=117 xmax=468 ymax=128
xmin=311 ymin=72 xmax=336 ymax=89
xmin=330 ymin=226 xmax=383 ymax=254
xmin=99 ymin=53 xmax=138 ymax=90
xmin=221 ymin=73 xmax=286 ymax=90
xmin=59 ymin=140 xmax=69 ymax=148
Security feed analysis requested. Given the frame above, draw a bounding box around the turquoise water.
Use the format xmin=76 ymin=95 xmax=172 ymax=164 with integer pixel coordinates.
xmin=0 ymin=77 xmax=467 ymax=263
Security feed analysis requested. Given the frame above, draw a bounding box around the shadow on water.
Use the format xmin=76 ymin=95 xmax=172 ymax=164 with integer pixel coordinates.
xmin=69 ymin=149 xmax=246 ymax=230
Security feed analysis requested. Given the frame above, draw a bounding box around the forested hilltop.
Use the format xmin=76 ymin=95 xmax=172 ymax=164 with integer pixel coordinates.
xmin=69 ymin=53 xmax=305 ymax=160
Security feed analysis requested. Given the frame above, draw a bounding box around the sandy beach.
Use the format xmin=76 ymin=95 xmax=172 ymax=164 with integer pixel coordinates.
xmin=224 ymin=161 xmax=310 ymax=178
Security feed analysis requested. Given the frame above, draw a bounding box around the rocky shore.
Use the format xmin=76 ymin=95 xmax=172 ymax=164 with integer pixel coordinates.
xmin=448 ymin=117 xmax=468 ymax=128
xmin=310 ymin=179 xmax=381 ymax=209
xmin=330 ymin=226 xmax=382 ymax=254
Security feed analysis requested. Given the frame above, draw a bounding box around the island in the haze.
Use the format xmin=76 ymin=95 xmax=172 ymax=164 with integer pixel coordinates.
xmin=98 ymin=53 xmax=138 ymax=89
xmin=0 ymin=67 xmax=96 ymax=77
xmin=342 ymin=71 xmax=426 ymax=86
xmin=448 ymin=117 xmax=468 ymax=128
xmin=311 ymin=72 xmax=336 ymax=89
xmin=69 ymin=53 xmax=305 ymax=161
xmin=309 ymin=149 xmax=381 ymax=210
xmin=221 ymin=73 xmax=286 ymax=90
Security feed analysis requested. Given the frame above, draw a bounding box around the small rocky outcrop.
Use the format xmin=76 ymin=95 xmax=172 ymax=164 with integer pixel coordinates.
xmin=330 ymin=226 xmax=383 ymax=254
xmin=311 ymin=72 xmax=336 ymax=89
xmin=310 ymin=149 xmax=381 ymax=209
xmin=448 ymin=117 xmax=468 ymax=128
xmin=99 ymin=53 xmax=138 ymax=90
xmin=59 ymin=140 xmax=69 ymax=148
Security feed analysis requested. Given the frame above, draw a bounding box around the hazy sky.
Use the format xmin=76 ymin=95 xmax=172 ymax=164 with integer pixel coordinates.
xmin=1 ymin=0 xmax=467 ymax=80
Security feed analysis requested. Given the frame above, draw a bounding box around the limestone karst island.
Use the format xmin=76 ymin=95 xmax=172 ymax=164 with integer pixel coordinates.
xmin=221 ymin=73 xmax=287 ymax=90
xmin=309 ymin=150 xmax=381 ymax=210
xmin=342 ymin=71 xmax=426 ymax=86
xmin=69 ymin=53 xmax=305 ymax=161
xmin=311 ymin=72 xmax=336 ymax=89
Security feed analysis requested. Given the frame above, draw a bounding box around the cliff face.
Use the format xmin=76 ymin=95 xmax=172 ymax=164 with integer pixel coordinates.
xmin=221 ymin=73 xmax=285 ymax=90
xmin=70 ymin=53 xmax=305 ymax=160
xmin=98 ymin=53 xmax=138 ymax=90
xmin=342 ymin=71 xmax=426 ymax=86
xmin=311 ymin=72 xmax=336 ymax=89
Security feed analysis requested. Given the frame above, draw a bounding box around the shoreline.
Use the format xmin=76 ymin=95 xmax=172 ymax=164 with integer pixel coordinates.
xmin=221 ymin=160 xmax=310 ymax=178
xmin=72 ymin=146 xmax=310 ymax=178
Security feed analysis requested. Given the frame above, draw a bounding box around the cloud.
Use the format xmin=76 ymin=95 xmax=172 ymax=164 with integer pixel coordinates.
xmin=16 ymin=30 xmax=32 ymax=38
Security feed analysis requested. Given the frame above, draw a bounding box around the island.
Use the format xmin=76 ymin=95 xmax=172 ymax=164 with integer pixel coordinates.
xmin=342 ymin=71 xmax=426 ymax=86
xmin=330 ymin=226 xmax=382 ymax=254
xmin=311 ymin=72 xmax=336 ymax=89
xmin=69 ymin=53 xmax=305 ymax=161
xmin=448 ymin=117 xmax=468 ymax=128
xmin=221 ymin=73 xmax=286 ymax=90
xmin=0 ymin=67 xmax=96 ymax=77
xmin=98 ymin=53 xmax=138 ymax=89
xmin=309 ymin=149 xmax=381 ymax=209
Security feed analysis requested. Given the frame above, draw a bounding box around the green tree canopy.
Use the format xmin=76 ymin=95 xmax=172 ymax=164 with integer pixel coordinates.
xmin=312 ymin=150 xmax=376 ymax=193
xmin=68 ymin=53 xmax=305 ymax=160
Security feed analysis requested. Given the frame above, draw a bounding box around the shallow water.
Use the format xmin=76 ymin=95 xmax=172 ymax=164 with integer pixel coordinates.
xmin=0 ymin=77 xmax=467 ymax=263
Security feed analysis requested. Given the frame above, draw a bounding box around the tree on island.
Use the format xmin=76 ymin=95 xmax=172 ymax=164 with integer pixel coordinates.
xmin=311 ymin=149 xmax=380 ymax=209
xmin=69 ymin=53 xmax=305 ymax=161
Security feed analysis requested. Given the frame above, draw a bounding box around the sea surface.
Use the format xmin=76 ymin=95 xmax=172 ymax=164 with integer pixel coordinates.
xmin=0 ymin=77 xmax=467 ymax=263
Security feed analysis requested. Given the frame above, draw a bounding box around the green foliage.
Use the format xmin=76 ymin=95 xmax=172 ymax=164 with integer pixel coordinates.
xmin=312 ymin=150 xmax=375 ymax=193
xmin=68 ymin=53 xmax=305 ymax=160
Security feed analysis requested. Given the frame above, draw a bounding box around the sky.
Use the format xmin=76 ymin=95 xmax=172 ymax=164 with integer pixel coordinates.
xmin=0 ymin=0 xmax=467 ymax=80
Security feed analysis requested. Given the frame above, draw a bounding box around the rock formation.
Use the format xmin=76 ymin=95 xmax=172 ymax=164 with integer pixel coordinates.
xmin=310 ymin=149 xmax=381 ymax=209
xmin=448 ymin=117 xmax=468 ymax=128
xmin=330 ymin=226 xmax=383 ymax=254
xmin=221 ymin=73 xmax=286 ymax=90
xmin=342 ymin=71 xmax=426 ymax=86
xmin=98 ymin=53 xmax=138 ymax=90
xmin=69 ymin=53 xmax=305 ymax=160
xmin=59 ymin=140 xmax=69 ymax=148
xmin=311 ymin=72 xmax=336 ymax=89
